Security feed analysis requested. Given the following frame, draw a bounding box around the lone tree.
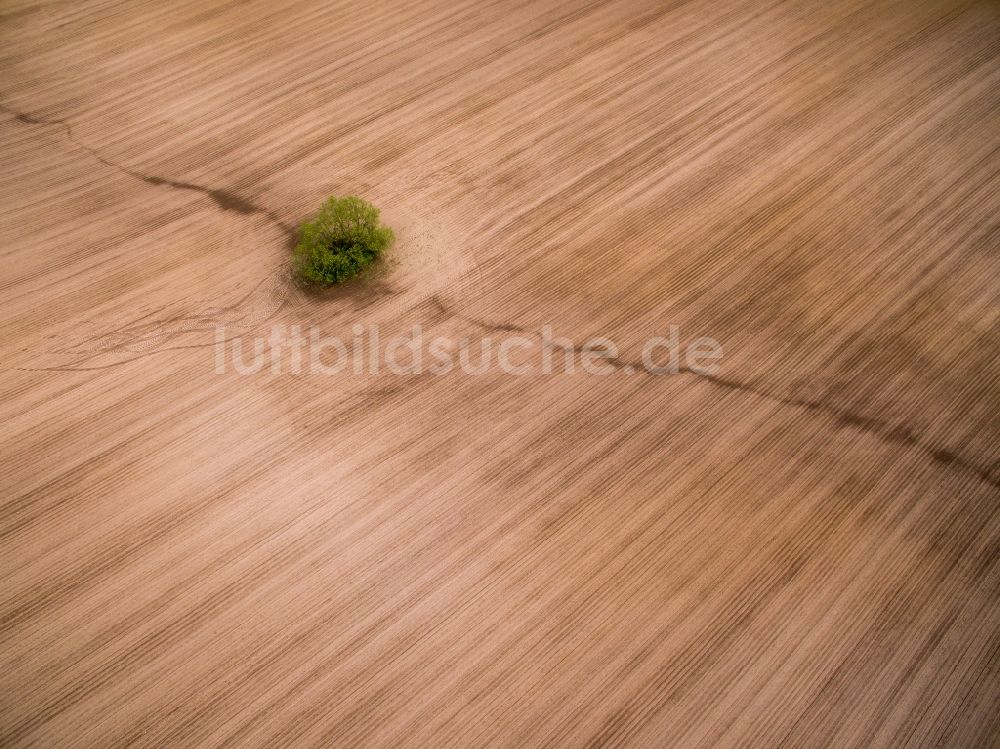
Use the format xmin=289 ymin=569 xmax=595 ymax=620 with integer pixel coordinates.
xmin=294 ymin=195 xmax=394 ymax=285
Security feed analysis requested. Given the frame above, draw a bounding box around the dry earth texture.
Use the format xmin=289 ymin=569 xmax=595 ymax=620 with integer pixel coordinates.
xmin=2 ymin=0 xmax=999 ymax=746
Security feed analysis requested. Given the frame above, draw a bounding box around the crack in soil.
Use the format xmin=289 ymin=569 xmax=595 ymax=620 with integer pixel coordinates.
xmin=429 ymin=295 xmax=1000 ymax=493
xmin=1 ymin=101 xmax=295 ymax=239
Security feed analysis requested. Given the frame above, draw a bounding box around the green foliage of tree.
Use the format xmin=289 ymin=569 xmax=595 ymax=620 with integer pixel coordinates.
xmin=294 ymin=195 xmax=394 ymax=285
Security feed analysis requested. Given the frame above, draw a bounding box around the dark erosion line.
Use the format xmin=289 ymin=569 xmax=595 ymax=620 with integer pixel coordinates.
xmin=0 ymin=101 xmax=296 ymax=239
xmin=429 ymin=295 xmax=1000 ymax=493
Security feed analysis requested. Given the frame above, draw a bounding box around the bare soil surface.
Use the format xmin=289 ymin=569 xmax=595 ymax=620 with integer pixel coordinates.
xmin=2 ymin=0 xmax=999 ymax=746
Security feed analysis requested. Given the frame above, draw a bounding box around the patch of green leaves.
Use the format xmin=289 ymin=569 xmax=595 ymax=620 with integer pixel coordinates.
xmin=294 ymin=195 xmax=394 ymax=285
